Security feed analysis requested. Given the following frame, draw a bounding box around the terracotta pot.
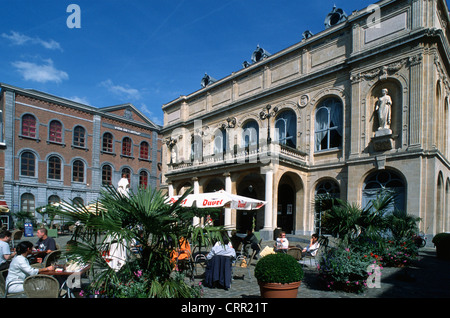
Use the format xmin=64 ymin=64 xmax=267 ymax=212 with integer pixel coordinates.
xmin=258 ymin=281 xmax=301 ymax=298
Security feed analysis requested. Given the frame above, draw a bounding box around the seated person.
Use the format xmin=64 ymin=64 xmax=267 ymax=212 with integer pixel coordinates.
xmin=230 ymin=230 xmax=242 ymax=251
xmin=243 ymin=230 xmax=260 ymax=258
xmin=0 ymin=230 xmax=16 ymax=271
xmin=274 ymin=231 xmax=289 ymax=253
xmin=35 ymin=228 xmax=57 ymax=253
xmin=6 ymin=241 xmax=55 ymax=294
xmin=204 ymin=237 xmax=235 ymax=290
xmin=206 ymin=237 xmax=236 ymax=260
xmin=300 ymin=233 xmax=320 ymax=257
xmin=170 ymin=237 xmax=191 ymax=268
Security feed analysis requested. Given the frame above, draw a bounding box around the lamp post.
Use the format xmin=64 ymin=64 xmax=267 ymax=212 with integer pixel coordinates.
xmin=259 ymin=104 xmax=278 ymax=144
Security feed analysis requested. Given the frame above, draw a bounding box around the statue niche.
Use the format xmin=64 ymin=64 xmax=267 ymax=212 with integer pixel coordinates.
xmin=371 ymin=86 xmax=397 ymax=151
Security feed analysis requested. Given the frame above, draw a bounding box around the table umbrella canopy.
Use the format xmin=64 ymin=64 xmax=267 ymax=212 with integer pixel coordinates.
xmin=166 ymin=190 xmax=266 ymax=210
xmin=0 ymin=200 xmax=9 ymax=213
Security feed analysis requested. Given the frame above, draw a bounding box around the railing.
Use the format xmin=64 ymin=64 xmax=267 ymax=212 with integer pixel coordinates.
xmin=167 ymin=143 xmax=307 ymax=173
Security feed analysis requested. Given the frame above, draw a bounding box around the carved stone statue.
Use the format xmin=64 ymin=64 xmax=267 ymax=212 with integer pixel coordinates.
xmin=375 ymin=88 xmax=392 ymax=131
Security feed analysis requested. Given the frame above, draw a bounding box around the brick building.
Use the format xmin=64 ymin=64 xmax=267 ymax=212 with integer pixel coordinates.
xmin=0 ymin=83 xmax=162 ymax=229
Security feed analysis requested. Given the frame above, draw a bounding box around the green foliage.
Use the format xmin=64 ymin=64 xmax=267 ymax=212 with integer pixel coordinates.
xmin=54 ymin=185 xmax=222 ymax=298
xmin=432 ymin=233 xmax=450 ymax=246
xmin=316 ymin=191 xmax=421 ymax=293
xmin=254 ymin=253 xmax=304 ymax=284
xmin=320 ymin=192 xmax=395 ymax=246
xmin=378 ymin=239 xmax=418 ymax=267
xmin=318 ymin=246 xmax=376 ymax=293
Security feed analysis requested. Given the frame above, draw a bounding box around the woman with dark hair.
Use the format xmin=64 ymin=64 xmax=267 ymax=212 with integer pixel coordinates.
xmin=5 ymin=241 xmax=55 ymax=294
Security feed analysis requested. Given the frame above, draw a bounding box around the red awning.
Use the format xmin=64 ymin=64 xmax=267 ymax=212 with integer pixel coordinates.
xmin=0 ymin=200 xmax=9 ymax=213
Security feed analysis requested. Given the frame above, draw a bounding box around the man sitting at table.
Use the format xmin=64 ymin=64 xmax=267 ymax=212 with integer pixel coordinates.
xmin=35 ymin=228 xmax=57 ymax=253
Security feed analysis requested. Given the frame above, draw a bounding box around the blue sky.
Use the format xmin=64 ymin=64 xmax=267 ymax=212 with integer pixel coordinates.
xmin=1 ymin=0 xmax=445 ymax=126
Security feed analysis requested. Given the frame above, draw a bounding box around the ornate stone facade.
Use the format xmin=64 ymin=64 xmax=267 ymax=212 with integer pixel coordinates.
xmin=161 ymin=0 xmax=450 ymax=240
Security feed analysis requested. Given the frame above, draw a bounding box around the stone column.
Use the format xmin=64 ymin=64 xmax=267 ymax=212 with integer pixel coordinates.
xmin=260 ymin=168 xmax=274 ymax=241
xmin=223 ymin=172 xmax=232 ymax=229
xmin=192 ymin=177 xmax=200 ymax=226
xmin=168 ymin=182 xmax=174 ymax=197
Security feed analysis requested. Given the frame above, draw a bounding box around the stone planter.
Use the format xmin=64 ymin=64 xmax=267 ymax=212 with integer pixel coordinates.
xmin=258 ymin=281 xmax=301 ymax=298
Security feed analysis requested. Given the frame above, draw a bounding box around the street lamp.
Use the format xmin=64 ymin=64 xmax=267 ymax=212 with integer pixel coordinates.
xmin=259 ymin=104 xmax=278 ymax=144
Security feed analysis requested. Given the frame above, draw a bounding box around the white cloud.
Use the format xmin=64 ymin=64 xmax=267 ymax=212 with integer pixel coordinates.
xmin=139 ymin=103 xmax=162 ymax=125
xmin=12 ymin=59 xmax=69 ymax=83
xmin=1 ymin=31 xmax=62 ymax=51
xmin=66 ymin=96 xmax=91 ymax=105
xmin=100 ymin=79 xmax=141 ymax=100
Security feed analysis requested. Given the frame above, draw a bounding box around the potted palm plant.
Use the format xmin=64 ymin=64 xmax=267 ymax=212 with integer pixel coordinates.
xmin=254 ymin=253 xmax=304 ymax=298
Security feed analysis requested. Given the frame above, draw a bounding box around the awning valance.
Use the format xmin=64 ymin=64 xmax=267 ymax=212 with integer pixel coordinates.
xmin=0 ymin=200 xmax=10 ymax=213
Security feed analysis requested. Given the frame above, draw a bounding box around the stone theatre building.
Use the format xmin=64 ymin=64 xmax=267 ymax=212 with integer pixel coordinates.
xmin=161 ymin=0 xmax=450 ymax=240
xmin=0 ymin=83 xmax=162 ymax=229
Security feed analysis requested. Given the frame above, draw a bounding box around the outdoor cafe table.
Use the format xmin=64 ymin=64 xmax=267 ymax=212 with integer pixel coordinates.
xmin=40 ymin=265 xmax=90 ymax=298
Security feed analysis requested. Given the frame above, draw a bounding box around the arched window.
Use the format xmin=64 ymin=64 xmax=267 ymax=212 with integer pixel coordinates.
xmin=73 ymin=197 xmax=84 ymax=205
xmin=49 ymin=120 xmax=63 ymax=143
xmin=275 ymin=110 xmax=297 ymax=148
xmin=21 ymin=193 xmax=35 ymax=214
xmin=20 ymin=151 xmax=36 ymax=176
xmin=213 ymin=128 xmax=227 ymax=155
xmin=22 ymin=114 xmax=37 ymax=138
xmin=102 ymin=164 xmax=113 ymax=185
xmin=102 ymin=132 xmax=113 ymax=152
xmin=242 ymin=120 xmax=259 ymax=149
xmin=73 ymin=126 xmax=86 ymax=147
xmin=122 ymin=137 xmax=132 ymax=156
xmin=72 ymin=160 xmax=84 ymax=182
xmin=315 ymin=98 xmax=343 ymax=151
xmin=48 ymin=195 xmax=61 ymax=205
xmin=362 ymin=170 xmax=405 ymax=213
xmin=315 ymin=179 xmax=340 ymax=235
xmin=139 ymin=170 xmax=148 ymax=188
xmin=48 ymin=156 xmax=62 ymax=180
xmin=140 ymin=141 xmax=149 ymax=160
xmin=191 ymin=134 xmax=202 ymax=162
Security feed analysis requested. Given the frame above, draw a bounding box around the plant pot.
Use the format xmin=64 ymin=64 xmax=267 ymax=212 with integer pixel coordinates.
xmin=258 ymin=281 xmax=301 ymax=298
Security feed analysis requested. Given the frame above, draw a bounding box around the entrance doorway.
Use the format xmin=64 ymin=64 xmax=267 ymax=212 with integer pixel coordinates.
xmin=236 ymin=173 xmax=264 ymax=233
xmin=277 ymin=183 xmax=294 ymax=234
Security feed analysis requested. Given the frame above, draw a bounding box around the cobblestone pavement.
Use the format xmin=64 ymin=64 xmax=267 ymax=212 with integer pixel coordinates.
xmin=49 ymin=234 xmax=450 ymax=299
xmin=194 ymin=246 xmax=450 ymax=299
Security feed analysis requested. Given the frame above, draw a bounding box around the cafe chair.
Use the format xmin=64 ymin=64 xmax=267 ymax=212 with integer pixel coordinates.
xmin=32 ymin=250 xmax=62 ymax=269
xmin=287 ymin=247 xmax=303 ymax=261
xmin=0 ymin=272 xmax=26 ymax=298
xmin=23 ymin=275 xmax=60 ymax=298
xmin=11 ymin=229 xmax=23 ymax=248
xmin=204 ymin=255 xmax=233 ymax=290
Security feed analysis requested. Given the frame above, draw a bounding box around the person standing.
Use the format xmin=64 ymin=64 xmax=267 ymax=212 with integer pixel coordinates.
xmin=118 ymin=173 xmax=130 ymax=197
